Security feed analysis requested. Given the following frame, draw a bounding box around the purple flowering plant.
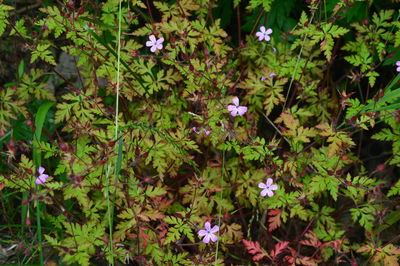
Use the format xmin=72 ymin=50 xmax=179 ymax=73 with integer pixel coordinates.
xmin=1 ymin=1 xmax=400 ymax=265
xmin=227 ymin=97 xmax=247 ymax=117
xmin=256 ymin=26 xmax=273 ymax=42
xmin=146 ymin=34 xmax=164 ymax=53
xmin=258 ymin=178 xmax=278 ymax=197
xmin=198 ymin=222 xmax=219 ymax=243
xmin=35 ymin=167 xmax=49 ymax=185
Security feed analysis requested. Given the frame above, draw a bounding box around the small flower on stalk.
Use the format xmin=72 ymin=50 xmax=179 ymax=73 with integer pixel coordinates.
xmin=227 ymin=96 xmax=247 ymax=117
xmin=258 ymin=178 xmax=278 ymax=197
xmin=396 ymin=61 xmax=400 ymax=72
xmin=192 ymin=127 xmax=211 ymax=136
xmin=198 ymin=222 xmax=219 ymax=243
xmin=146 ymin=34 xmax=164 ymax=53
xmin=35 ymin=167 xmax=49 ymax=185
xmin=192 ymin=127 xmax=201 ymax=134
xmin=256 ymin=26 xmax=273 ymax=42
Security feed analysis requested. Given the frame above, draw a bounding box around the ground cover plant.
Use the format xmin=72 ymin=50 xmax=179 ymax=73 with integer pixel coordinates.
xmin=0 ymin=0 xmax=400 ymax=265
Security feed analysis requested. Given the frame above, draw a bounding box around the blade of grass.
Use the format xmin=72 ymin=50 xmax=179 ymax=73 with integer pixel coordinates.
xmin=30 ymin=101 xmax=54 ymax=266
xmin=82 ymin=24 xmax=148 ymax=94
xmin=214 ymin=149 xmax=225 ymax=265
xmin=105 ymin=0 xmax=123 ymax=264
xmin=361 ymin=73 xmax=400 ymax=112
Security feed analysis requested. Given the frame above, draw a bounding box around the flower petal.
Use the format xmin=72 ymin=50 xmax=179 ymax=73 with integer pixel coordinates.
xmin=397 ymin=66 xmax=400 ymax=72
xmin=210 ymin=225 xmax=219 ymax=233
xmin=157 ymin=37 xmax=164 ymax=44
xmin=198 ymin=229 xmax=207 ymax=237
xmin=204 ymin=222 xmax=211 ymax=231
xmin=149 ymin=34 xmax=156 ymax=42
xmin=264 ymin=35 xmax=271 ymax=42
xmin=270 ymin=184 xmax=278 ymax=191
xmin=266 ymin=178 xmax=273 ymax=186
xmin=202 ymin=234 xmax=211 ymax=243
xmin=38 ymin=166 xmax=45 ymax=174
xmin=267 ymin=190 xmax=274 ymax=197
xmin=150 ymin=45 xmax=157 ymax=53
xmin=156 ymin=43 xmax=163 ymax=50
xmin=227 ymin=105 xmax=237 ymax=112
xmin=260 ymin=26 xmax=266 ymax=33
xmin=396 ymin=61 xmax=400 ymax=66
xmin=260 ymin=188 xmax=269 ymax=197
xmin=265 ymin=28 xmax=272 ymax=35
xmin=35 ymin=174 xmax=48 ymax=185
xmin=209 ymin=233 xmax=218 ymax=242
xmin=237 ymin=106 xmax=247 ymax=116
xmin=258 ymin=182 xmax=267 ymax=189
xmin=232 ymin=96 xmax=239 ymax=106
xmin=146 ymin=40 xmax=153 ymax=47
xmin=230 ymin=110 xmax=238 ymax=117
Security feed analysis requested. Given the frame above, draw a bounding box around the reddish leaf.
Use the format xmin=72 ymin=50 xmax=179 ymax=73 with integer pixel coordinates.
xmin=253 ymin=253 xmax=267 ymax=261
xmin=271 ymin=241 xmax=290 ymax=259
xmin=242 ymin=239 xmax=268 ymax=261
xmin=268 ymin=209 xmax=282 ymax=232
xmin=299 ymin=231 xmax=321 ymax=248
xmin=243 ymin=239 xmax=262 ymax=255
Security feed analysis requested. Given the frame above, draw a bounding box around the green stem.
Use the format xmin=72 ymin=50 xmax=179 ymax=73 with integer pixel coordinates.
xmin=214 ymin=150 xmax=225 ymax=265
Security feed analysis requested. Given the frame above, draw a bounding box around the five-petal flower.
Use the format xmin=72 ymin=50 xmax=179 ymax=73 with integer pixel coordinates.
xmin=396 ymin=61 xmax=400 ymax=72
xmin=258 ymin=178 xmax=278 ymax=197
xmin=198 ymin=222 xmax=219 ymax=243
xmin=227 ymin=96 xmax=247 ymax=117
xmin=146 ymin=34 xmax=164 ymax=53
xmin=36 ymin=166 xmax=49 ymax=185
xmin=256 ymin=26 xmax=273 ymax=42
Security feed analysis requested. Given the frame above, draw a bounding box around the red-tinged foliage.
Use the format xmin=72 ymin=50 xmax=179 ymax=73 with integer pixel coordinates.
xmin=270 ymin=241 xmax=290 ymax=259
xmin=285 ymin=247 xmax=320 ymax=266
xmin=299 ymin=231 xmax=321 ymax=248
xmin=139 ymin=227 xmax=150 ymax=248
xmin=242 ymin=239 xmax=268 ymax=261
xmin=268 ymin=209 xmax=282 ymax=232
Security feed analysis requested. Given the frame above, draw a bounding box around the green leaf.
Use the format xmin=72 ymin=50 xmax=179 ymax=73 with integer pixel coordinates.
xmin=31 ymin=44 xmax=56 ymax=65
xmin=33 ymin=101 xmax=55 ymax=166
xmin=0 ymin=4 xmax=13 ymax=36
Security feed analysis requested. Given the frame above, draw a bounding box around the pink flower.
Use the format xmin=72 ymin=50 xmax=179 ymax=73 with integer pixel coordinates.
xmin=258 ymin=178 xmax=278 ymax=197
xmin=227 ymin=97 xmax=247 ymax=117
xmin=192 ymin=127 xmax=201 ymax=134
xmin=256 ymin=26 xmax=272 ymax=42
xmin=269 ymin=73 xmax=276 ymax=77
xmin=198 ymin=222 xmax=219 ymax=243
xmin=396 ymin=61 xmax=400 ymax=72
xmin=192 ymin=127 xmax=211 ymax=135
xmin=35 ymin=166 xmax=49 ymax=185
xmin=261 ymin=76 xmax=266 ymax=81
xmin=146 ymin=34 xmax=164 ymax=53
